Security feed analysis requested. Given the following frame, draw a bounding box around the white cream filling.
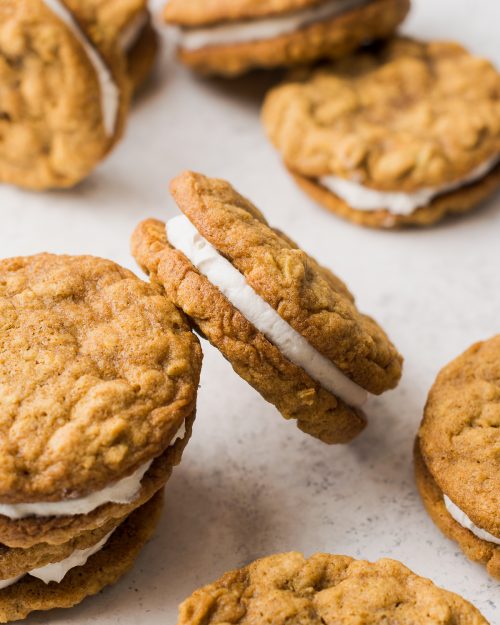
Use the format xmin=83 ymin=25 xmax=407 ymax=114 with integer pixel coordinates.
xmin=42 ymin=0 xmax=120 ymax=136
xmin=319 ymin=155 xmax=500 ymax=215
xmin=167 ymin=215 xmax=368 ymax=408
xmin=444 ymin=495 xmax=500 ymax=546
xmin=180 ymin=0 xmax=368 ymax=51
xmin=0 ymin=422 xmax=186 ymax=520
xmin=119 ymin=11 xmax=148 ymax=52
xmin=0 ymin=530 xmax=114 ymax=590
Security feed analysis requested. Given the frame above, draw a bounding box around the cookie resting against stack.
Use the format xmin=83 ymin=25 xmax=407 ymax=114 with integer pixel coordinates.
xmin=132 ymin=171 xmax=402 ymax=445
xmin=176 ymin=552 xmax=490 ymax=624
xmin=0 ymin=0 xmax=158 ymax=190
xmin=0 ymin=254 xmax=202 ymax=622
xmin=163 ymin=0 xmax=411 ymax=76
xmin=263 ymin=37 xmax=500 ymax=228
xmin=415 ymin=336 xmax=500 ymax=579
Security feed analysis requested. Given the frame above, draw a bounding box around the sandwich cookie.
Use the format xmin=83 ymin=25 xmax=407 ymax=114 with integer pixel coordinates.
xmin=163 ymin=0 xmax=410 ymax=77
xmin=0 ymin=492 xmax=163 ymax=623
xmin=263 ymin=38 xmax=500 ymax=228
xmin=132 ymin=171 xmax=402 ymax=444
xmin=177 ymin=552 xmax=490 ymax=625
xmin=0 ymin=0 xmax=157 ymax=190
xmin=0 ymin=254 xmax=202 ymax=618
xmin=415 ymin=336 xmax=499 ymax=578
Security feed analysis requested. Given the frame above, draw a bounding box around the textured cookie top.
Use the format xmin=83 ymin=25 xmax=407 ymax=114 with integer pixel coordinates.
xmin=164 ymin=0 xmax=329 ymax=27
xmin=419 ymin=336 xmax=500 ymax=538
xmin=178 ymin=552 xmax=488 ymax=625
xmin=263 ymin=38 xmax=500 ymax=192
xmin=169 ymin=172 xmax=402 ymax=394
xmin=0 ymin=254 xmax=201 ymax=503
xmin=0 ymin=0 xmax=146 ymax=189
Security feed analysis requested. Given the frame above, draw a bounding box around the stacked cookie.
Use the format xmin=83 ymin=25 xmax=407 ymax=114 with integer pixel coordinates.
xmin=163 ymin=0 xmax=410 ymax=76
xmin=132 ymin=171 xmax=402 ymax=444
xmin=0 ymin=0 xmax=158 ymax=190
xmin=263 ymin=37 xmax=500 ymax=228
xmin=0 ymin=254 xmax=202 ymax=621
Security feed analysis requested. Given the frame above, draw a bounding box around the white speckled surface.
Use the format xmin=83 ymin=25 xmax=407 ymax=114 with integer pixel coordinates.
xmin=2 ymin=0 xmax=499 ymax=622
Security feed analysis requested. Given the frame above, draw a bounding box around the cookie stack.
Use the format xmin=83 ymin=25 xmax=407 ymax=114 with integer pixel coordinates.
xmin=0 ymin=254 xmax=202 ymax=621
xmin=0 ymin=0 xmax=158 ymax=190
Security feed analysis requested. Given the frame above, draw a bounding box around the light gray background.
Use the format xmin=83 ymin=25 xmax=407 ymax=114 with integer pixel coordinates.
xmin=3 ymin=0 xmax=498 ymax=622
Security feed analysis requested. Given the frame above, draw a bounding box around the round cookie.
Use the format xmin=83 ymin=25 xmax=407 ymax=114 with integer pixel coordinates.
xmin=0 ymin=490 xmax=163 ymax=623
xmin=416 ymin=336 xmax=500 ymax=578
xmin=177 ymin=552 xmax=489 ymax=625
xmin=0 ymin=254 xmax=201 ymax=549
xmin=0 ymin=416 xmax=193 ymax=548
xmin=262 ymin=37 xmax=500 ymax=228
xmin=163 ymin=0 xmax=410 ymax=77
xmin=132 ymin=171 xmax=402 ymax=444
xmin=0 ymin=0 xmax=156 ymax=190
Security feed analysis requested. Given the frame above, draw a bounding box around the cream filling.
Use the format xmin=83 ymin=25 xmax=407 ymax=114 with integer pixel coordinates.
xmin=444 ymin=495 xmax=500 ymax=546
xmin=0 ymin=530 xmax=114 ymax=590
xmin=167 ymin=215 xmax=368 ymax=408
xmin=42 ymin=0 xmax=120 ymax=136
xmin=319 ymin=155 xmax=500 ymax=215
xmin=179 ymin=0 xmax=368 ymax=51
xmin=0 ymin=422 xmax=186 ymax=520
xmin=119 ymin=10 xmax=149 ymax=52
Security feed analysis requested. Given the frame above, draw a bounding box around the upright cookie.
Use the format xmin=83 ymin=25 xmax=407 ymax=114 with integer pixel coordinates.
xmin=177 ymin=552 xmax=489 ymax=624
xmin=263 ymin=38 xmax=500 ymax=228
xmin=0 ymin=254 xmax=202 ymax=619
xmin=132 ymin=171 xmax=402 ymax=444
xmin=0 ymin=0 xmax=158 ymax=190
xmin=164 ymin=0 xmax=410 ymax=76
xmin=415 ymin=336 xmax=500 ymax=578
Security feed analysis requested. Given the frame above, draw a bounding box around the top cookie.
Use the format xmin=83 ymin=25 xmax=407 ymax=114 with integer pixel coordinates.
xmin=165 ymin=0 xmax=337 ymax=26
xmin=419 ymin=336 xmax=500 ymax=538
xmin=262 ymin=37 xmax=500 ymax=192
xmin=0 ymin=254 xmax=202 ymax=503
xmin=169 ymin=172 xmax=401 ymax=393
xmin=177 ymin=552 xmax=489 ymax=625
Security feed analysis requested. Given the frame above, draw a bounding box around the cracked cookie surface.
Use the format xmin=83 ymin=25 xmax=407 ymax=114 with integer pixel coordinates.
xmin=263 ymin=37 xmax=500 ymax=191
xmin=177 ymin=552 xmax=489 ymax=625
xmin=0 ymin=254 xmax=201 ymax=504
xmin=419 ymin=336 xmax=500 ymax=539
xmin=0 ymin=0 xmax=151 ymax=189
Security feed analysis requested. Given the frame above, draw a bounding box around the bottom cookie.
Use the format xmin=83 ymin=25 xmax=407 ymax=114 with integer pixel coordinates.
xmin=177 ymin=551 xmax=489 ymax=624
xmin=0 ymin=491 xmax=163 ymax=623
xmin=292 ymin=162 xmax=500 ymax=229
xmin=414 ymin=440 xmax=500 ymax=579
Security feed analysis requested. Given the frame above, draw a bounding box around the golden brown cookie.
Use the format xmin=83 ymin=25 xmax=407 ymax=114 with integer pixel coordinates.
xmin=0 ymin=253 xmax=201 ymax=502
xmin=263 ymin=37 xmax=500 ymax=228
xmin=0 ymin=0 xmax=157 ymax=190
xmin=164 ymin=0 xmax=410 ymax=77
xmin=415 ymin=336 xmax=500 ymax=577
xmin=0 ymin=254 xmax=201 ymax=560
xmin=132 ymin=171 xmax=402 ymax=444
xmin=0 ymin=491 xmax=163 ymax=623
xmin=126 ymin=15 xmax=159 ymax=92
xmin=0 ymin=414 xmax=193 ymax=549
xmin=177 ymin=552 xmax=489 ymax=625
